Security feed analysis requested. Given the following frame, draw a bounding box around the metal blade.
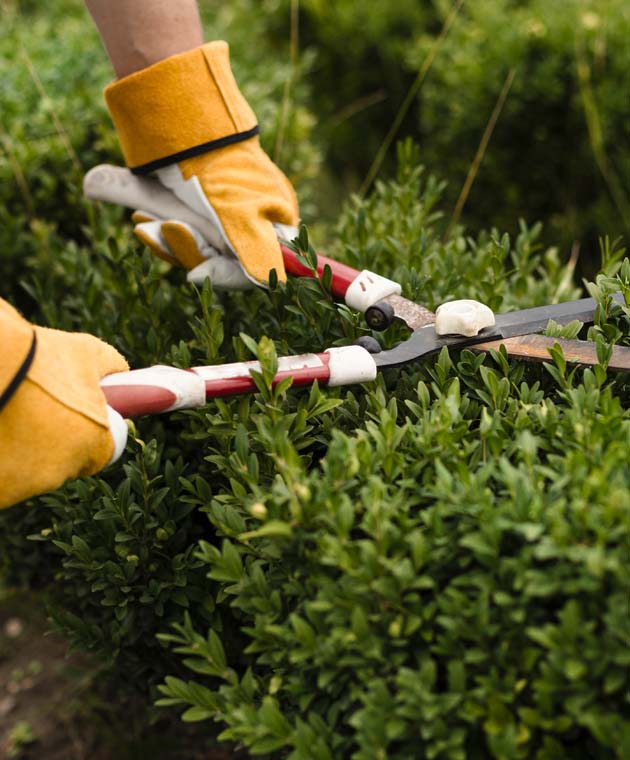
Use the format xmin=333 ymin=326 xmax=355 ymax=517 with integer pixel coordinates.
xmin=375 ymin=295 xmax=618 ymax=369
xmin=366 ymin=294 xmax=436 ymax=331
xmin=491 ymin=297 xmax=602 ymax=338
xmin=374 ymin=323 xmax=494 ymax=368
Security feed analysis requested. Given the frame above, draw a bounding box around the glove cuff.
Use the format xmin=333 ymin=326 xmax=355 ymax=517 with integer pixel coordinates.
xmin=105 ymin=41 xmax=258 ymax=175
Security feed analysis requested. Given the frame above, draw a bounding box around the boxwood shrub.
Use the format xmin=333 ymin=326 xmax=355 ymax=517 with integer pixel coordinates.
xmin=2 ymin=2 xmax=630 ymax=757
xmin=4 ymin=138 xmax=630 ymax=756
xmin=149 ymin=177 xmax=630 ymax=759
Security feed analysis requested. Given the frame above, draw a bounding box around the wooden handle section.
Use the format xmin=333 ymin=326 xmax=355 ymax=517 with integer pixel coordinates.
xmin=472 ymin=334 xmax=630 ymax=372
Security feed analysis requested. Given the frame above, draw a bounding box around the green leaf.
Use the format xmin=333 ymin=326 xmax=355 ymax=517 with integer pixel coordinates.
xmin=208 ymin=631 xmax=227 ymax=672
xmin=290 ymin=614 xmax=317 ymax=649
xmin=181 ymin=706 xmax=212 ymax=722
xmin=239 ymin=521 xmax=293 ymax=541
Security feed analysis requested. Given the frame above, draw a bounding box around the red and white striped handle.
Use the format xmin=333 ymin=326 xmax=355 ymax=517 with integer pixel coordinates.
xmin=101 ymin=346 xmax=377 ymax=418
xmin=281 ymin=244 xmax=361 ymax=299
xmin=280 ymin=244 xmax=401 ymax=311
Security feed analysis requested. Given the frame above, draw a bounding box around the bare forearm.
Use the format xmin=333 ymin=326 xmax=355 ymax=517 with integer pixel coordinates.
xmin=85 ymin=0 xmax=203 ymax=78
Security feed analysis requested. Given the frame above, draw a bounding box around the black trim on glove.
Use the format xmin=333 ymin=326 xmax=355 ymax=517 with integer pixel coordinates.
xmin=0 ymin=331 xmax=37 ymax=414
xmin=130 ymin=125 xmax=260 ymax=176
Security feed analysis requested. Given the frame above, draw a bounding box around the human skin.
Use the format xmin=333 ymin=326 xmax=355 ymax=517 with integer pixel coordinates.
xmin=85 ymin=0 xmax=204 ymax=78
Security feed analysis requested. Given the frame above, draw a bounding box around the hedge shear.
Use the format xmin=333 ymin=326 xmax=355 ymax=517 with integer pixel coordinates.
xmin=85 ymin=165 xmax=630 ymax=418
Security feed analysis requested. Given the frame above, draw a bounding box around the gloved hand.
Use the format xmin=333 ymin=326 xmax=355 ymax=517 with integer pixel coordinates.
xmin=83 ymin=164 xmax=298 ymax=288
xmin=102 ymin=40 xmax=299 ymax=286
xmin=0 ymin=300 xmax=129 ymax=509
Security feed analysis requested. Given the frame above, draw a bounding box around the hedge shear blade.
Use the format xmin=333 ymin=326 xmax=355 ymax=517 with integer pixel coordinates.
xmin=100 ymin=294 xmax=630 ymax=419
xmin=372 ymin=295 xmax=620 ymax=369
xmin=86 ymin=165 xmax=630 ymax=419
xmin=279 ymin=238 xmax=629 ymax=374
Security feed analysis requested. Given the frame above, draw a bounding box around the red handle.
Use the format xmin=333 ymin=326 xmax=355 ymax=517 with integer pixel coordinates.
xmin=102 ymin=355 xmax=333 ymax=417
xmin=194 ymin=353 xmax=332 ymax=400
xmin=101 ymin=348 xmax=377 ymax=418
xmin=281 ymin=244 xmax=361 ymax=299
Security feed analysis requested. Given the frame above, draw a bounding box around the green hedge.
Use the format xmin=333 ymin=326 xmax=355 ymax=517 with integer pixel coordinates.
xmin=159 ymin=359 xmax=630 ymax=759
xmin=293 ymin=0 xmax=630 ymax=262
xmin=3 ymin=2 xmax=630 ymax=758
xmin=5 ymin=139 xmax=630 ymax=755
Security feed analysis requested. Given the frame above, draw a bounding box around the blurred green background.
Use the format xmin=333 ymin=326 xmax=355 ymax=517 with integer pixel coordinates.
xmin=2 ymin=0 xmax=629 ymax=291
xmin=292 ymin=0 xmax=630 ymax=267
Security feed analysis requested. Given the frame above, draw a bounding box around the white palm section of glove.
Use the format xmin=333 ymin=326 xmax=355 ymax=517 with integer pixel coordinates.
xmin=83 ymin=164 xmax=298 ymax=289
xmin=106 ymin=404 xmax=128 ymax=465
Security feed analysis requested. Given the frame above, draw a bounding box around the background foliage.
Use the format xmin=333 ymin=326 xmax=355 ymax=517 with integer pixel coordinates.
xmin=269 ymin=0 xmax=630 ymax=266
xmin=2 ymin=0 xmax=630 ymax=758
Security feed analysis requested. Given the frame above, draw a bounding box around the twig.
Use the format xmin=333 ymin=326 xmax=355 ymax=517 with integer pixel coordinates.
xmin=445 ymin=67 xmax=516 ymax=240
xmin=328 ymin=89 xmax=387 ymax=132
xmin=20 ymin=45 xmax=82 ymax=175
xmin=359 ymin=0 xmax=465 ymax=198
xmin=274 ymin=0 xmax=300 ymax=165
xmin=0 ymin=126 xmax=35 ymax=217
xmin=575 ymin=36 xmax=630 ymax=232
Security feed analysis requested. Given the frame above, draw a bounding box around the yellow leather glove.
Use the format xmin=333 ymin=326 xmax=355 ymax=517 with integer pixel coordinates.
xmin=0 ymin=300 xmax=129 ymax=509
xmin=104 ymin=41 xmax=299 ymax=285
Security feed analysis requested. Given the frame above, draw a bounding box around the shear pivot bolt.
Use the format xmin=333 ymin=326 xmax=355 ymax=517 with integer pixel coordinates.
xmin=365 ymin=300 xmax=395 ymax=331
xmin=355 ymin=336 xmax=382 ymax=354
